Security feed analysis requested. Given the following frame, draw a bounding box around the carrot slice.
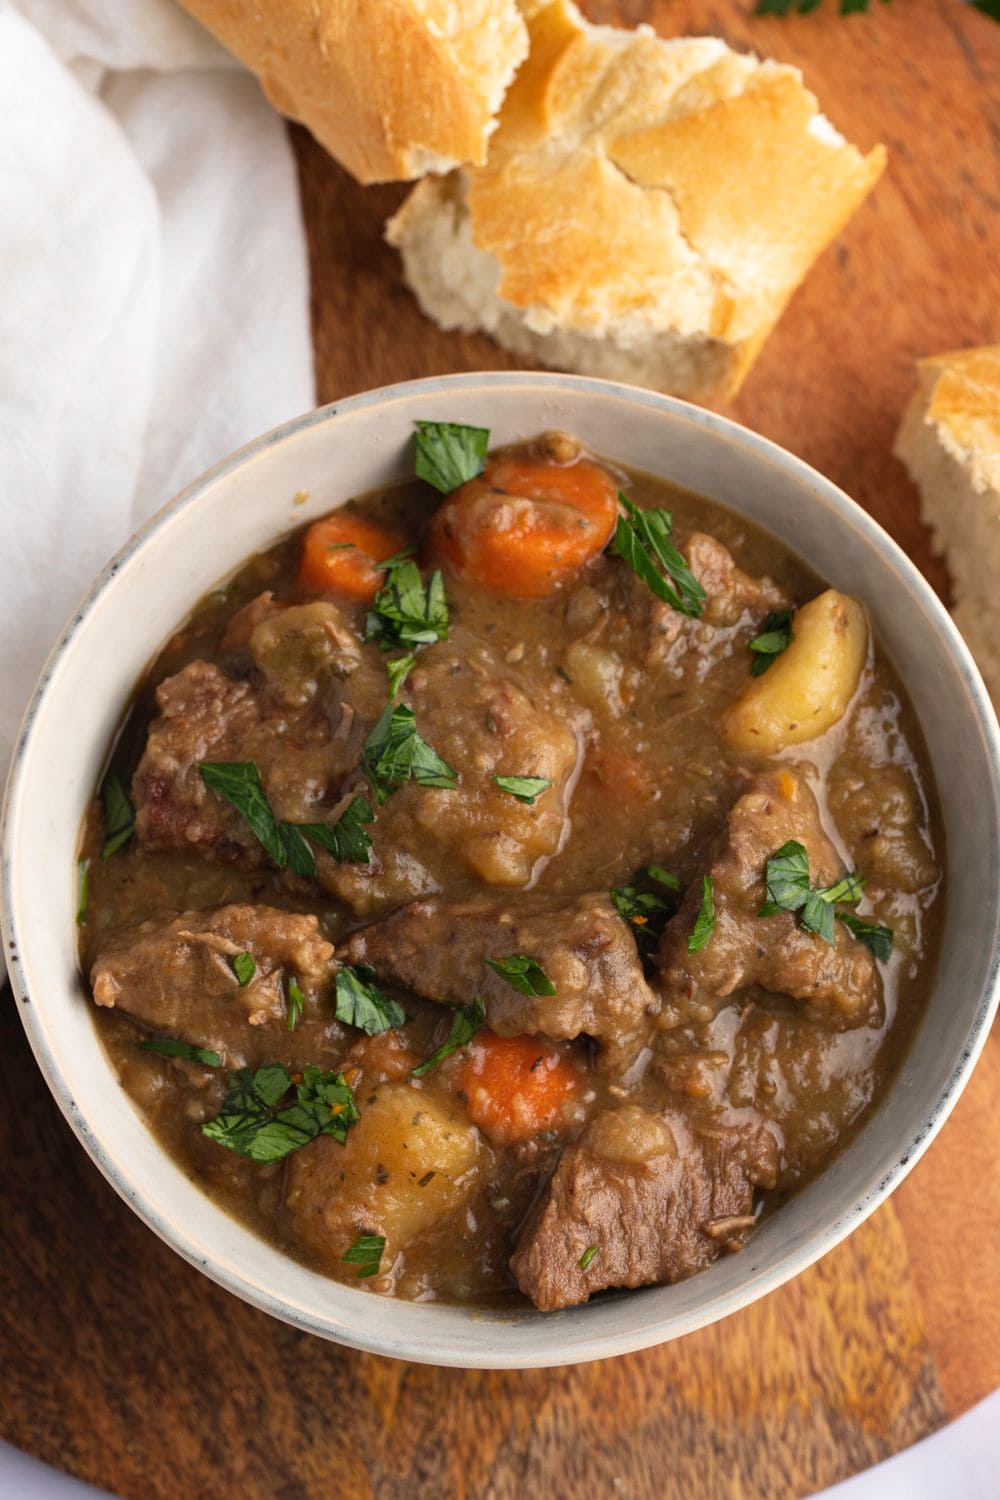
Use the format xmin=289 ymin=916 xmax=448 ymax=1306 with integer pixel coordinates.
xmin=299 ymin=512 xmax=405 ymax=601
xmin=429 ymin=455 xmax=620 ymax=599
xmin=455 ymin=1031 xmax=579 ymax=1145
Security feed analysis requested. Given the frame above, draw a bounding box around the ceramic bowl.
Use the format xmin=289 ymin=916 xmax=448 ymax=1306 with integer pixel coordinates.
xmin=3 ymin=372 xmax=999 ymax=1368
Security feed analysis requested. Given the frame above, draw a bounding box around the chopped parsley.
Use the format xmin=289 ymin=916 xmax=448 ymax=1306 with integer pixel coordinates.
xmin=759 ymin=838 xmax=891 ymax=954
xmin=231 ymin=952 xmax=256 ymax=987
xmin=579 ymin=1245 xmax=599 ymax=1272
xmin=100 ymin=771 xmax=134 ymax=859
xmin=136 ymin=1037 xmax=221 ymax=1068
xmin=492 ymin=775 xmax=552 ymax=804
xmin=485 ymin=954 xmax=556 ymax=997
xmin=198 ymin=762 xmax=373 ymax=872
xmin=688 ymin=876 xmax=716 ymax=953
xmin=202 ymin=1062 xmax=359 ymax=1163
xmin=386 ymin=654 xmax=417 ymax=698
xmin=646 ymin=864 xmax=681 ymax=892
xmin=366 ymin=556 xmax=449 ymax=652
xmin=361 ymin=703 xmax=457 ymax=805
xmin=610 ymin=867 xmax=682 ymax=956
xmin=76 ymin=859 xmax=89 ymax=926
xmin=413 ymin=420 xmax=490 ymax=494
xmin=286 ymin=977 xmax=305 ymax=1030
xmin=609 ymin=493 xmax=706 ymax=619
xmin=335 ymin=964 xmax=407 ymax=1035
xmin=342 ymin=1233 xmax=386 ymax=1279
xmin=411 ymin=998 xmax=486 ymax=1078
xmin=748 ymin=609 xmax=794 ymax=677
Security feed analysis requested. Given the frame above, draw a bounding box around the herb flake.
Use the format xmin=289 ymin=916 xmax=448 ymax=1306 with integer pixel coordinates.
xmin=136 ymin=1037 xmax=221 ymax=1068
xmin=414 ymin=420 xmax=490 ymax=494
xmin=411 ymin=998 xmax=486 ymax=1077
xmin=362 ymin=703 xmax=457 ymax=805
xmin=100 ymin=771 xmax=134 ymax=859
xmin=759 ymin=839 xmax=890 ymax=955
xmin=748 ymin=609 xmax=794 ymax=677
xmin=366 ymin=557 xmax=449 ymax=652
xmin=688 ymin=876 xmax=716 ymax=953
xmin=386 ymin=654 xmax=417 ymax=698
xmin=492 ymin=775 xmax=552 ymax=804
xmin=485 ymin=954 xmax=557 ymax=997
xmin=231 ymin=952 xmax=256 ymax=987
xmin=286 ymin=977 xmax=305 ymax=1030
xmin=335 ymin=965 xmax=407 ymax=1035
xmin=342 ymin=1233 xmax=386 ymax=1279
xmin=76 ymin=859 xmax=89 ymax=926
xmin=610 ymin=493 xmax=706 ymax=619
xmin=296 ymin=795 xmax=375 ymax=866
xmin=198 ymin=762 xmax=374 ymax=872
xmin=837 ymin=911 xmax=894 ymax=962
xmin=202 ymin=1063 xmax=359 ymax=1163
xmin=579 ymin=1245 xmax=599 ymax=1272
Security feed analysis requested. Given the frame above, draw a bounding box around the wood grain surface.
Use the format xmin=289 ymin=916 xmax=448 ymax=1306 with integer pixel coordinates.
xmin=3 ymin=2 xmax=999 ymax=1497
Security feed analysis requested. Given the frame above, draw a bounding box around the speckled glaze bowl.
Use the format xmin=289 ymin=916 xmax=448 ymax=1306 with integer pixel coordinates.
xmin=3 ymin=373 xmax=999 ymax=1368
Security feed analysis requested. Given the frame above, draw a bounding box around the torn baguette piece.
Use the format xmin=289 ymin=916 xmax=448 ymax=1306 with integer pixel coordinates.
xmin=386 ymin=0 xmax=885 ymax=401
xmin=175 ymin=0 xmax=528 ymax=184
xmin=894 ymin=344 xmax=1000 ymax=704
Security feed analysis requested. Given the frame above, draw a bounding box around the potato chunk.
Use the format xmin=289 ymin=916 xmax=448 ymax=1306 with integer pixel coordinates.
xmin=284 ymin=1084 xmax=482 ymax=1269
xmin=722 ymin=590 xmax=868 ymax=753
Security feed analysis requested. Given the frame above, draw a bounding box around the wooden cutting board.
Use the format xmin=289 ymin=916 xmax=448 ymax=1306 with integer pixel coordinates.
xmin=2 ymin=2 xmax=998 ymax=1496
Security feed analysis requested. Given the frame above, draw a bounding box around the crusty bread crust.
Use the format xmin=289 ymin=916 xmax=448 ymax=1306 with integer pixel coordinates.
xmin=894 ymin=346 xmax=1000 ymax=704
xmin=176 ymin=0 xmax=528 ymax=184
xmin=387 ymin=0 xmax=885 ymax=400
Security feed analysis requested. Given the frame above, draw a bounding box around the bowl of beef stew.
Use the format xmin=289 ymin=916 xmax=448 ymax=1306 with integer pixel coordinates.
xmin=3 ymin=373 xmax=999 ymax=1367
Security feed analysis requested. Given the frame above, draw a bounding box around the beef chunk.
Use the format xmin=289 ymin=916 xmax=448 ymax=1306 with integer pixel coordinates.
xmin=345 ymin=893 xmax=657 ymax=1073
xmin=510 ymin=1106 xmax=777 ymax=1310
xmin=324 ymin=647 xmax=585 ymax=916
xmin=657 ymin=770 xmax=883 ymax=1030
xmin=625 ymin=532 xmax=789 ymax=672
xmin=828 ymin=762 xmax=939 ymax=895
xmin=132 ymin=660 xmax=360 ymax=862
xmin=91 ymin=904 xmax=339 ymax=1067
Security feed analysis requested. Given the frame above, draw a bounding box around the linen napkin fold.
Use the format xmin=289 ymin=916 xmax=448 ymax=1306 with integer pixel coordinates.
xmin=0 ymin=0 xmax=314 ymax=789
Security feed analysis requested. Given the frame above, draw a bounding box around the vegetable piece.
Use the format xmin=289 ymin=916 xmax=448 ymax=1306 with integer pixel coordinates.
xmin=688 ymin=876 xmax=716 ymax=953
xmin=136 ymin=1037 xmax=221 ymax=1067
xmin=231 ymin=952 xmax=256 ymax=987
xmin=100 ymin=772 xmax=135 ymax=858
xmin=837 ymin=912 xmax=894 ymax=961
xmin=722 ymin=590 xmax=868 ymax=753
xmin=610 ymin=494 xmax=706 ymax=619
xmin=202 ymin=1063 xmax=359 ymax=1163
xmin=342 ymin=1234 xmax=386 ymax=1279
xmin=411 ymin=998 xmax=486 ymax=1077
xmin=579 ymin=1246 xmax=599 ymax=1272
xmin=386 ymin=654 xmax=416 ymax=698
xmin=76 ymin=859 xmax=89 ymax=926
xmin=298 ymin=511 xmax=405 ymax=601
xmin=748 ymin=609 xmax=794 ymax=677
xmin=429 ymin=455 xmax=620 ymax=598
xmin=492 ymin=774 xmax=551 ymax=804
xmin=335 ymin=965 xmax=407 ymax=1035
xmin=366 ymin=556 xmax=449 ymax=651
xmin=413 ymin=420 xmax=490 ymax=493
xmin=485 ymin=954 xmax=557 ymax=997
xmin=455 ymin=1032 xmax=579 ymax=1145
xmin=286 ymin=977 xmax=305 ymax=1030
xmin=362 ymin=703 xmax=457 ymax=804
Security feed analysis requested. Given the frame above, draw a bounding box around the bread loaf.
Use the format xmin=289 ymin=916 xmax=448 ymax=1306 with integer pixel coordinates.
xmin=176 ymin=0 xmax=528 ymax=183
xmin=387 ymin=0 xmax=885 ymax=401
xmin=894 ymin=345 xmax=1000 ymax=703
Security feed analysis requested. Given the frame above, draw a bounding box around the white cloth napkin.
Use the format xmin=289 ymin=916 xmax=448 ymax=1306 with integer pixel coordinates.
xmin=0 ymin=0 xmax=314 ymax=789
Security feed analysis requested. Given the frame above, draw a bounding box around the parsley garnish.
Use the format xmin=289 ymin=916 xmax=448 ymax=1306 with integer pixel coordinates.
xmin=413 ymin=420 xmax=490 ymax=493
xmin=202 ymin=1063 xmax=359 ymax=1163
xmin=76 ymin=859 xmax=89 ymax=926
xmin=759 ymin=839 xmax=890 ymax=953
xmin=231 ymin=952 xmax=256 ymax=987
xmin=335 ymin=964 xmax=407 ymax=1035
xmin=386 ymin=654 xmax=416 ymax=698
xmin=342 ymin=1233 xmax=386 ymax=1279
xmin=579 ymin=1245 xmax=599 ymax=1272
xmin=286 ymin=977 xmax=305 ymax=1030
xmin=100 ymin=771 xmax=134 ymax=858
xmin=485 ymin=954 xmax=556 ymax=997
xmin=361 ymin=703 xmax=457 ymax=805
xmin=411 ymin=998 xmax=486 ymax=1077
xmin=136 ymin=1037 xmax=221 ymax=1067
xmin=748 ymin=609 xmax=794 ymax=677
xmin=492 ymin=775 xmax=552 ymax=804
xmin=198 ymin=762 xmax=373 ymax=871
xmin=688 ymin=876 xmax=716 ymax=953
xmin=610 ymin=867 xmax=682 ymax=955
xmin=609 ymin=493 xmax=706 ymax=619
xmin=837 ymin=911 xmax=894 ymax=962
xmin=646 ymin=864 xmax=681 ymax=892
xmin=366 ymin=556 xmax=449 ymax=652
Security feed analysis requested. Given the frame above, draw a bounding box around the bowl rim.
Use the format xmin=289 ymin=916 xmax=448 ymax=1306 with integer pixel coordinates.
xmin=4 ymin=369 xmax=1000 ymax=1368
